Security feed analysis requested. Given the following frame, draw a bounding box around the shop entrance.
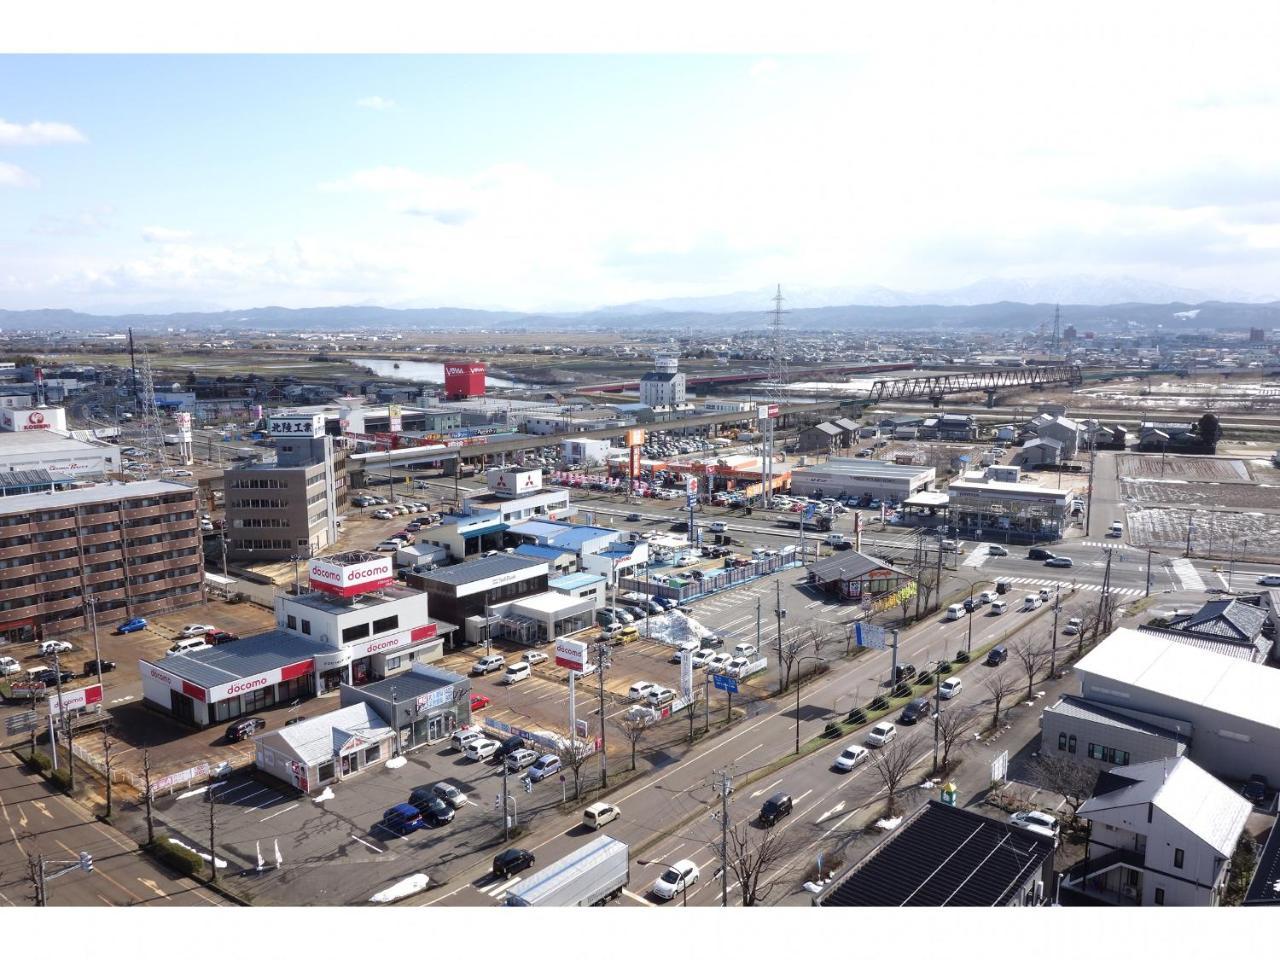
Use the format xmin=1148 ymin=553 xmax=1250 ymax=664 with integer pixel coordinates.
xmin=320 ymin=667 xmax=346 ymax=693
xmin=351 ymin=657 xmax=371 ymax=686
xmin=170 ymin=689 xmax=197 ymax=725
xmin=427 ymin=714 xmax=446 ymax=742
xmin=341 ymin=751 xmax=359 ymax=776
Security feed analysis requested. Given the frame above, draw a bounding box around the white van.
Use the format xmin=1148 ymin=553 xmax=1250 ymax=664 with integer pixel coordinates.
xmin=1109 ymin=521 xmax=1124 ymax=537
xmin=582 ymin=802 xmax=621 ymax=830
xmin=1023 ymin=594 xmax=1042 ymax=611
xmin=989 ymin=600 xmax=1008 ymax=615
xmin=166 ymin=637 xmax=211 ymax=657
xmin=945 ymin=603 xmax=966 ymax=621
xmin=708 ymin=521 xmax=728 ymax=533
xmin=503 ymin=662 xmax=531 ymax=685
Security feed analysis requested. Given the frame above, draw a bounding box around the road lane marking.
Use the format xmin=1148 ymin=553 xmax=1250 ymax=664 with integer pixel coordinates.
xmin=734 ymin=744 xmax=763 ymax=763
xmin=750 ymin=778 xmax=784 ymax=800
xmin=621 ymin=887 xmax=653 ymax=906
xmin=350 ymin=834 xmax=384 ymax=854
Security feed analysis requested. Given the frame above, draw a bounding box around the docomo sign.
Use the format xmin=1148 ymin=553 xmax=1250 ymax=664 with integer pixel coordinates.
xmin=48 ymin=683 xmax=103 ymax=716
xmin=756 ymin=404 xmax=779 ymax=420
xmin=554 ymin=638 xmax=588 ymax=671
xmin=308 ymin=556 xmax=394 ymax=597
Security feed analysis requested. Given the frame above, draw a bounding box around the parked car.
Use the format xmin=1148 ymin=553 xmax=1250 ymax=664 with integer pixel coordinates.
xmin=37 ymin=640 xmax=74 ymax=655
xmin=1008 ymin=810 xmax=1060 ymax=842
xmin=733 ymin=642 xmax=757 ymax=658
xmin=0 ymin=656 xmax=20 ymax=676
xmin=178 ymin=623 xmax=215 ymax=638
xmin=521 ymin=650 xmax=548 ymax=666
xmin=505 ymin=748 xmax=539 ymax=772
xmin=470 ymin=694 xmax=491 ymax=711
xmin=866 ymin=721 xmax=897 ymax=747
xmin=465 ymin=738 xmax=500 ymax=762
xmin=492 ymin=847 xmax=536 ymax=879
xmin=471 ymin=654 xmax=506 ymax=675
xmin=900 ymin=697 xmax=933 ymax=725
xmin=652 ymin=859 xmax=700 ymax=900
xmin=429 ymin=781 xmax=469 ymax=809
xmin=629 ymin=681 xmax=656 ymax=701
xmin=833 ymin=744 xmax=868 ymax=772
xmin=82 ymin=658 xmax=116 ymax=676
xmin=206 ymin=631 xmax=239 ymax=645
xmin=1242 ymin=775 xmax=1269 ymax=805
xmin=582 ymin=802 xmax=621 ymax=830
xmin=451 ymin=727 xmax=485 ymax=752
xmin=380 ymin=803 xmax=426 ymax=836
xmin=225 ymin=717 xmax=266 ymax=742
xmin=759 ymin=792 xmax=793 ymax=826
xmin=167 ymin=638 xmax=212 ymax=657
xmin=115 ymin=617 xmax=148 ymax=634
xmin=528 ymin=754 xmax=561 ymax=782
xmin=408 ymin=791 xmax=455 ymax=826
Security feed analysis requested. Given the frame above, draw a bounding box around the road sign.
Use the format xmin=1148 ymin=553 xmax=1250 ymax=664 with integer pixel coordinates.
xmin=712 ymin=673 xmax=739 ymax=694
xmin=803 ymin=503 xmax=817 ymax=521
xmin=855 ymin=623 xmax=886 ymax=650
xmin=575 ymin=719 xmax=588 ymax=738
xmin=991 ymin=750 xmax=1009 ymax=784
xmin=5 ymin=711 xmax=36 ymax=735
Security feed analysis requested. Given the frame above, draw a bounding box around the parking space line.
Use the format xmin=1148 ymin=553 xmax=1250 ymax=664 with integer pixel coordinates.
xmin=350 ymin=834 xmax=384 ymax=854
xmin=621 ymin=888 xmax=653 ymax=906
xmin=259 ymin=803 xmax=299 ymax=822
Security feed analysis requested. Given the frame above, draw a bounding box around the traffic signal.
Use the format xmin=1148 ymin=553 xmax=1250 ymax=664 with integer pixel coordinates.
xmin=523 ymin=777 xmax=532 ymax=794
xmin=78 ymin=851 xmax=93 ymax=872
xmin=494 ymin=794 xmax=500 ymax=810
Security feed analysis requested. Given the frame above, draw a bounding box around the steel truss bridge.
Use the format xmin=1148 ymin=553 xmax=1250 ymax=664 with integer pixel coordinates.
xmin=864 ymin=364 xmax=1083 ymax=406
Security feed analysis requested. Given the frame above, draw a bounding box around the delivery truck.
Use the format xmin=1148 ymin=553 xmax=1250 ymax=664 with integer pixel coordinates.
xmin=504 ymin=834 xmax=629 ymax=906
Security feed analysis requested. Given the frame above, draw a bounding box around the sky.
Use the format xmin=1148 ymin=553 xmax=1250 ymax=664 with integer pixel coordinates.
xmin=4 ymin=6 xmax=1280 ymax=313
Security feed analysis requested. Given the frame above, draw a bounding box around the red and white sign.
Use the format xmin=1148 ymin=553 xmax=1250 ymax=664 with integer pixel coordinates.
xmin=489 ymin=469 xmax=542 ymax=496
xmin=205 ymin=660 xmax=311 ymax=703
xmin=554 ymin=638 xmax=588 ymax=671
xmin=308 ymin=556 xmax=394 ymax=597
xmin=347 ymin=622 xmax=438 ymax=659
xmin=2 ymin=408 xmax=59 ymax=432
xmin=48 ymin=683 xmax=103 ymax=716
xmin=686 ymin=477 xmax=699 ymax=496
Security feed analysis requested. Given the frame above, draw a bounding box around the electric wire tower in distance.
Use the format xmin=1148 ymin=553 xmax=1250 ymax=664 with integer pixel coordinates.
xmin=762 ymin=285 xmax=787 ymax=510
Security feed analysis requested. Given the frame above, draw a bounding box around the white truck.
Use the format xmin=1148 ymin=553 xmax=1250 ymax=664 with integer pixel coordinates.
xmin=504 ymin=834 xmax=630 ymax=906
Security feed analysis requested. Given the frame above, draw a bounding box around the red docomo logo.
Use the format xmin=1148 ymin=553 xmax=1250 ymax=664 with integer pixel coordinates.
xmin=149 ymin=667 xmax=173 ymax=686
xmin=365 ymin=637 xmax=402 ymax=655
xmin=226 ymin=676 xmax=269 ymax=696
xmin=310 ymin=566 xmax=342 ymax=583
xmin=349 ymin=564 xmax=390 ymax=582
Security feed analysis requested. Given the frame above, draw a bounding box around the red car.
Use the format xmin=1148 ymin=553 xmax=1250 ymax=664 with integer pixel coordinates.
xmin=206 ymin=630 xmax=240 ymax=645
xmin=470 ymin=694 xmax=491 ymax=712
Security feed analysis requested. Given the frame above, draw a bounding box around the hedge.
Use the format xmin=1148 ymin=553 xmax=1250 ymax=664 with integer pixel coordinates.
xmin=146 ymin=835 xmax=207 ymax=878
xmin=21 ymin=749 xmax=52 ymax=773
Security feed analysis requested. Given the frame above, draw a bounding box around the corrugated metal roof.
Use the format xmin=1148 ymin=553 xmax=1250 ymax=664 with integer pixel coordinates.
xmin=809 ymin=550 xmax=910 ymax=582
xmin=550 ymin=572 xmax=606 ymax=591
xmin=264 ymin=703 xmax=393 ymax=767
xmin=1076 ymin=627 xmax=1280 ymax=730
xmin=147 ymin=630 xmax=332 ymax=688
xmin=0 ymin=479 xmax=192 ymax=517
xmin=1044 ymin=695 xmax=1189 ymax=743
xmin=419 ymin=554 xmax=547 ymax=587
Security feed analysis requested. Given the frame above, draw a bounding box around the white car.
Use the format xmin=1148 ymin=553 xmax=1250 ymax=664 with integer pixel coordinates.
xmin=372 ymin=509 xmax=394 ymax=520
xmin=726 ymin=656 xmax=751 ymax=676
xmin=977 ymin=591 xmax=997 ymax=605
xmin=471 ymin=655 xmax=505 ymax=675
xmin=690 ymin=649 xmax=714 ymax=669
xmin=1063 ymin=617 xmax=1083 ymax=636
xmin=939 ymin=676 xmax=963 ymax=699
xmin=38 ymin=640 xmax=74 ymax=655
xmin=376 ymin=540 xmax=401 ymax=551
xmin=1009 ymin=810 xmax=1060 ymax=842
xmin=651 ymin=859 xmax=700 ymax=900
xmin=464 ymin=738 xmax=500 ymax=762
xmin=521 ymin=650 xmax=548 ymax=666
xmin=708 ymin=521 xmax=728 ymax=533
xmin=1257 ymin=574 xmax=1280 ymax=587
xmin=178 ymin=624 xmax=215 ymax=638
xmin=733 ymin=643 xmax=757 ymax=658
xmin=0 ymin=656 xmax=20 ymax=676
xmin=704 ymin=653 xmax=732 ymax=673
xmin=833 ymin=744 xmax=868 ymax=772
xmin=866 ymin=721 xmax=897 ymax=747
xmin=629 ymin=681 xmax=656 ymax=701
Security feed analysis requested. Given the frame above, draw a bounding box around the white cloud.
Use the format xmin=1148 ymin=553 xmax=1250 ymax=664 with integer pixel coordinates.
xmin=0 ymin=161 xmax=37 ymax=188
xmin=0 ymin=117 xmax=86 ymax=146
xmin=141 ymin=226 xmax=193 ymax=243
xmin=356 ymin=96 xmax=397 ymax=111
xmin=31 ymin=205 xmax=114 ymax=236
xmin=749 ymin=57 xmax=778 ymax=79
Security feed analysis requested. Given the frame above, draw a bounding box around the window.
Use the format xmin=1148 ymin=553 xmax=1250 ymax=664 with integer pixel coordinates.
xmin=1067 ymin=735 xmax=1076 ymax=755
xmin=385 ymin=655 xmax=402 ymax=671
xmin=286 ymin=615 xmax=297 ymax=630
xmin=1058 ymin=733 xmax=1068 ymax=751
xmin=1174 ymin=848 xmax=1184 ymax=870
xmin=301 ymin=619 xmax=311 ymax=636
xmin=318 ymin=761 xmax=335 ymax=782
xmin=372 ymin=615 xmax=399 ymax=635
xmin=1088 ymin=743 xmax=1130 ymax=765
xmin=1154 ymin=888 xmax=1165 ymax=905
xmin=342 ymin=622 xmax=370 ymax=643
xmin=363 ymin=743 xmax=381 ymax=764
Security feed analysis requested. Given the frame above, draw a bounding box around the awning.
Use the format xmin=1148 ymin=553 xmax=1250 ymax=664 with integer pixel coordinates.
xmin=204 ymin=572 xmax=238 ymax=586
xmin=461 ymin=522 xmax=508 ymax=539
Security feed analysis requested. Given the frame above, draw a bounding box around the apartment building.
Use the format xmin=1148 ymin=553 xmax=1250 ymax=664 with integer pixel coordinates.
xmin=0 ymin=480 xmax=203 ymax=643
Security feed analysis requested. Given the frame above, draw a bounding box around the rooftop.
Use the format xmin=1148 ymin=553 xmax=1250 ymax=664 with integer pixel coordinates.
xmin=795 ymin=459 xmax=934 ymax=480
xmin=1168 ymin=598 xmax=1269 ymax=642
xmin=285 ymin=583 xmax=423 ymax=613
xmin=816 ymin=801 xmax=1054 ymax=907
xmin=1076 ymin=627 xmax=1280 ymax=731
xmin=264 ymin=702 xmax=393 ymax=767
xmin=351 ymin=663 xmax=467 ymax=703
xmin=0 ymin=430 xmax=113 ymax=455
xmin=0 ymin=479 xmax=194 ymax=517
xmin=1044 ymin=695 xmax=1189 ymax=744
xmin=948 ymin=478 xmax=1071 ymax=500
xmin=809 ymin=550 xmax=910 ymax=582
xmin=144 ymin=629 xmax=333 ymax=689
xmin=418 ymin=553 xmax=547 ymax=587
xmin=549 ymin=572 xmax=606 ymax=591
xmin=1079 ymin=757 xmax=1252 ymax=858
xmin=513 ymin=591 xmax=592 ymax=615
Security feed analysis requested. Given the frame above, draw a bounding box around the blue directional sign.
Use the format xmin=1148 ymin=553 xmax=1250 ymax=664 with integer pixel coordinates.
xmin=855 ymin=622 xmax=887 ymax=650
xmin=712 ymin=673 xmax=739 ymax=694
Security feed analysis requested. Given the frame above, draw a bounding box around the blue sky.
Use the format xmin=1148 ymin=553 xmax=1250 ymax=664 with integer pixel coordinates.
xmin=4 ymin=32 xmax=1280 ymax=313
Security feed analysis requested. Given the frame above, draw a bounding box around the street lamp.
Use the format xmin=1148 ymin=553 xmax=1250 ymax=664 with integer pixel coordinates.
xmin=948 ymin=574 xmax=997 ymax=655
xmin=795 ymin=655 xmax=826 ymax=755
xmin=638 ymin=858 xmax=690 ymax=906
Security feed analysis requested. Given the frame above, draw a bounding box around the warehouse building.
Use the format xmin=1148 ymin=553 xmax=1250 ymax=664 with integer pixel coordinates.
xmin=0 ymin=428 xmax=120 ymax=478
xmin=1041 ymin=627 xmax=1280 ymax=787
xmin=789 ymin=459 xmax=935 ymax=502
xmin=947 ymin=477 xmax=1076 ymax=543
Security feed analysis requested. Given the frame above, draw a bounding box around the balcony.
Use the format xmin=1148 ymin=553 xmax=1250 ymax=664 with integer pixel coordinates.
xmin=36 ymin=554 xmax=84 ymax=575
xmin=79 ymin=530 xmax=124 ymax=547
xmin=40 ymin=595 xmax=87 ymax=615
xmin=35 ymin=515 xmax=78 ymax=533
xmin=0 ymin=583 xmax=40 ymax=603
xmin=0 ymin=521 xmax=34 ymax=538
xmin=84 ymin=568 xmax=126 ymax=587
xmin=126 ymin=519 xmax=198 ymax=540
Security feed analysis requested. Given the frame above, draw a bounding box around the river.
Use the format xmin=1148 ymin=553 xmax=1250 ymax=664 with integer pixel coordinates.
xmin=356 ymin=358 xmax=518 ymax=389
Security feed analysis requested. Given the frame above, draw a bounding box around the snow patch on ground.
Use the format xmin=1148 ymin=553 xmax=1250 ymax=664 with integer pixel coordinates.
xmin=645 ymin=611 xmax=716 ymax=646
xmin=168 ymin=837 xmax=227 ymax=869
xmin=875 ymin=816 xmax=903 ymax=831
xmin=385 ymin=756 xmax=407 ymax=769
xmin=178 ymin=785 xmax=210 ymax=800
xmin=369 ymin=873 xmax=430 ymax=903
xmin=313 ymin=786 xmax=335 ymax=802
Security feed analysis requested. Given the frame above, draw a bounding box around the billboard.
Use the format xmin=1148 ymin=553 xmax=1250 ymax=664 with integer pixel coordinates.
xmin=308 ymin=555 xmax=394 ymax=597
xmin=489 ymin=469 xmax=542 ymax=497
xmin=270 ymin=413 xmax=325 ymax=439
xmin=444 ymin=362 xmax=486 ymax=400
xmin=1 ymin=407 xmax=65 ymax=432
xmin=48 ymin=683 xmax=103 ymax=717
xmin=388 ymin=403 xmax=403 ymax=433
xmin=624 ymin=428 xmax=646 ymax=448
xmin=554 ymin=638 xmax=588 ymax=671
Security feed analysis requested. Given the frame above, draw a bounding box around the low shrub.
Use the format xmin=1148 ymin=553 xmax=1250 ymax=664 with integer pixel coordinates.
xmin=49 ymin=767 xmax=73 ymax=792
xmin=146 ymin=835 xmax=206 ymax=878
xmin=846 ymin=708 xmax=867 ymax=725
xmin=21 ymin=750 xmax=52 ymax=773
xmin=915 ymin=671 xmax=934 ymax=688
xmin=823 ymin=722 xmax=844 ymax=739
xmin=891 ymin=681 xmax=911 ymax=699
xmin=954 ymin=650 xmax=971 ymax=664
xmin=937 ymin=660 xmax=953 ymax=674
xmin=868 ymin=695 xmax=889 ymax=711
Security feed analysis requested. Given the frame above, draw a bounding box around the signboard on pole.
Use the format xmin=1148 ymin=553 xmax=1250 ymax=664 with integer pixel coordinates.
xmin=680 ymin=649 xmax=694 ymax=700
xmin=712 ymin=673 xmax=739 ymax=694
xmin=991 ymin=750 xmax=1009 ymax=784
xmin=854 ymin=623 xmax=886 ymax=650
xmin=554 ymin=638 xmax=588 ymax=671
xmin=48 ymin=683 xmax=103 ymax=717
xmin=388 ymin=403 xmax=403 ymax=433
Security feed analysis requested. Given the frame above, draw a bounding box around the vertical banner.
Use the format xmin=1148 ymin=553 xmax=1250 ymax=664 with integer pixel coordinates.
xmin=680 ymin=649 xmax=694 ymax=701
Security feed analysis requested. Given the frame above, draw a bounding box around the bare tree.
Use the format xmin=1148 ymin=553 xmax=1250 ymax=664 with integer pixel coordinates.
xmin=1012 ymin=637 xmax=1051 ymax=702
xmin=724 ymin=820 xmax=799 ymax=906
xmin=25 ymin=847 xmax=45 ymax=906
xmin=983 ymin=672 xmax=1018 ymax=729
xmin=551 ymin=737 xmax=594 ymax=801
xmin=141 ymin=749 xmax=155 ymax=845
xmin=611 ymin=715 xmax=651 ymax=772
xmin=1031 ymin=753 xmax=1100 ymax=823
xmin=101 ymin=730 xmax=114 ymax=820
xmin=775 ymin=627 xmax=806 ymax=692
xmin=935 ymin=705 xmax=979 ymax=772
xmin=869 ymin=735 xmax=922 ymax=818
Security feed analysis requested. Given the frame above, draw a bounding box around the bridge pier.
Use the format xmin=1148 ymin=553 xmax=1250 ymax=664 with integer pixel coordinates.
xmin=985 ymin=389 xmax=998 ymax=408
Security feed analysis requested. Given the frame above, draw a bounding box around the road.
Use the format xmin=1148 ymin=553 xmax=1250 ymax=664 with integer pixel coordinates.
xmin=0 ymin=752 xmax=233 ymax=907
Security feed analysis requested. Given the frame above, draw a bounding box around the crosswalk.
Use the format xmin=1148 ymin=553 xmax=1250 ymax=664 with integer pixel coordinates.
xmin=1079 ymin=540 xmax=1128 ymax=549
xmin=961 ymin=549 xmax=990 ymax=569
xmin=1170 ymin=557 xmax=1206 ymax=592
xmin=999 ymin=576 xmax=1144 ymax=597
xmin=476 ymin=873 xmax=526 ymax=901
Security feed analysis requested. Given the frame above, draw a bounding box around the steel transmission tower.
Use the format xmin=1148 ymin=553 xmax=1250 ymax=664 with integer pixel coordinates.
xmin=135 ymin=347 xmax=168 ymax=476
xmin=761 ymin=285 xmax=787 ymax=509
xmin=1052 ymin=304 xmax=1061 ymax=353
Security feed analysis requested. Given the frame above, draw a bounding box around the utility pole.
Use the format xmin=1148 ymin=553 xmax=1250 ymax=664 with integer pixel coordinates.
xmin=889 ymin=628 xmax=900 ymax=693
xmin=208 ymin=785 xmax=218 ymax=881
xmin=717 ymin=768 xmax=732 ymax=907
xmin=596 ymin=641 xmax=608 ymax=789
xmin=774 ymin=580 xmax=785 ymax=695
xmin=52 ymin=648 xmax=73 ymax=789
xmin=1184 ymin=511 xmax=1194 ymax=558
xmin=932 ymin=533 xmax=944 ymax=614
xmin=1145 ymin=548 xmax=1154 ymax=597
xmin=1091 ymin=548 xmax=1114 ymax=650
xmin=932 ymin=664 xmax=942 ymax=773
xmin=1084 ymin=439 xmax=1096 ymax=538
xmin=87 ymin=595 xmax=102 ymax=687
xmin=1050 ymin=587 xmax=1060 ymax=677
xmin=501 ymin=759 xmax=510 ymax=840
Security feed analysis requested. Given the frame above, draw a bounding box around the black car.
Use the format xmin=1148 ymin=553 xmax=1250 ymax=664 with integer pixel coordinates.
xmin=1242 ymin=775 xmax=1268 ymax=805
xmin=207 ymin=631 xmax=240 ymax=645
xmin=700 ymin=635 xmax=724 ymax=649
xmin=760 ymin=792 xmax=793 ymax=826
xmin=225 ymin=716 xmax=267 ymax=742
xmin=492 ymin=847 xmax=536 ymax=878
xmin=495 ymin=734 xmax=526 ymax=759
xmin=33 ymin=668 xmax=75 ymax=685
xmin=82 ymin=659 xmax=116 ymax=676
xmin=900 ymin=697 xmax=932 ymax=725
xmin=626 ymin=513 xmax=642 ymax=522
xmin=410 ymin=793 xmax=455 ymax=826
xmin=622 ymin=605 xmax=648 ymax=621
xmin=894 ymin=663 xmax=917 ymax=683
xmin=962 ymin=597 xmax=975 ymax=613
xmin=1026 ymin=547 xmax=1055 ymax=561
